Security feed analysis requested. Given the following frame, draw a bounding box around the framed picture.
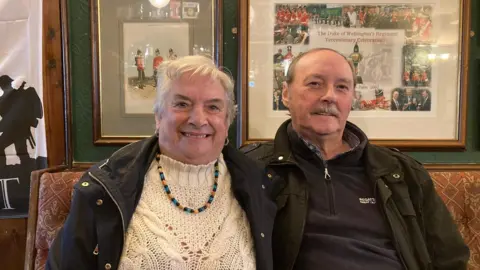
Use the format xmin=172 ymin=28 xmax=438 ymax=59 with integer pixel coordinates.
xmin=239 ymin=0 xmax=471 ymax=151
xmin=120 ymin=21 xmax=192 ymax=115
xmin=91 ymin=0 xmax=222 ymax=145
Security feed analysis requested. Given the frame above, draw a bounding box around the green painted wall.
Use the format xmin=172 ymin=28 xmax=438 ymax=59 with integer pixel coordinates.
xmin=69 ymin=0 xmax=480 ymax=164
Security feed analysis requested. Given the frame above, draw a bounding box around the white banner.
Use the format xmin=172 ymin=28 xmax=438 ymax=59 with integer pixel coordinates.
xmin=0 ymin=0 xmax=45 ymax=217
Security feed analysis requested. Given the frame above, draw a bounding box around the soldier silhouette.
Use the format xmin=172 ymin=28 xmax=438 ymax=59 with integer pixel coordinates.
xmin=0 ymin=75 xmax=43 ymax=167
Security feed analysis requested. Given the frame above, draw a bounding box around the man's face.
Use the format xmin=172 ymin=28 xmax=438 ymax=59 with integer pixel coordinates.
xmin=282 ymin=50 xmax=355 ymax=139
xmin=406 ymin=89 xmax=413 ymax=96
xmin=155 ymin=74 xmax=229 ymax=165
xmin=422 ymin=90 xmax=428 ymax=98
xmin=393 ymin=91 xmax=399 ymax=100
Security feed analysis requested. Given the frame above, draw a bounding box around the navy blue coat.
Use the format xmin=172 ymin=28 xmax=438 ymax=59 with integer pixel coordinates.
xmin=46 ymin=136 xmax=276 ymax=270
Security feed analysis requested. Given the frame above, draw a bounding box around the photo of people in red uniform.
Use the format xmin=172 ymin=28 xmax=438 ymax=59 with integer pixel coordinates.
xmin=276 ymin=4 xmax=433 ymax=44
xmin=129 ymin=47 xmax=174 ymax=90
xmin=402 ymin=44 xmax=432 ymax=87
xmin=340 ymin=5 xmax=432 ymax=34
xmin=274 ymin=4 xmax=310 ymax=45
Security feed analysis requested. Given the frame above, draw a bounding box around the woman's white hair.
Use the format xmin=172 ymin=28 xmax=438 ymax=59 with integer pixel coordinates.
xmin=153 ymin=55 xmax=238 ymax=126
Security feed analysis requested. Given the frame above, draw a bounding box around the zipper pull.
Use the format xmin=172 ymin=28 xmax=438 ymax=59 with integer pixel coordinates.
xmin=324 ymin=167 xmax=331 ymax=180
xmin=93 ymin=244 xmax=99 ymax=255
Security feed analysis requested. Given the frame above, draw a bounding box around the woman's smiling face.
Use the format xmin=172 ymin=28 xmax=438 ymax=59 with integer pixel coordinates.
xmin=156 ymin=74 xmax=229 ymax=165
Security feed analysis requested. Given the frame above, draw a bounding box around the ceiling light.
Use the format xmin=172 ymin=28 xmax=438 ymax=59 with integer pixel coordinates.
xmin=149 ymin=0 xmax=170 ymax=9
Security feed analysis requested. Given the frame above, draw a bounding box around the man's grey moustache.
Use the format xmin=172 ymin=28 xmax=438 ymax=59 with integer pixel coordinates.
xmin=312 ymin=112 xmax=338 ymax=116
xmin=312 ymin=108 xmax=339 ymax=116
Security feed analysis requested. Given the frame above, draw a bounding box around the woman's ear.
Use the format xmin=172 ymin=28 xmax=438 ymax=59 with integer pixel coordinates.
xmin=155 ymin=113 xmax=162 ymax=130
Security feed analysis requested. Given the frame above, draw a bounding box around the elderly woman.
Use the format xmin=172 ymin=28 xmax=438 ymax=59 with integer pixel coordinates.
xmin=46 ymin=56 xmax=275 ymax=270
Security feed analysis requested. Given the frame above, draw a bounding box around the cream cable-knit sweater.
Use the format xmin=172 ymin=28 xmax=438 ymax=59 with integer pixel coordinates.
xmin=118 ymin=154 xmax=256 ymax=270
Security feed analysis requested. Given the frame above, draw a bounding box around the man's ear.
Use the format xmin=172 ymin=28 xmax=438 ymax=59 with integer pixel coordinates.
xmin=281 ymin=82 xmax=290 ymax=108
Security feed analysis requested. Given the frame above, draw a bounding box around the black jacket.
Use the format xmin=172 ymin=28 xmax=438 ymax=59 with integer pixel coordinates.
xmin=241 ymin=119 xmax=469 ymax=270
xmin=46 ymin=136 xmax=276 ymax=270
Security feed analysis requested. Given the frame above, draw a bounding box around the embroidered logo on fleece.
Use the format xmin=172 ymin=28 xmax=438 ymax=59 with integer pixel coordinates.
xmin=359 ymin=197 xmax=376 ymax=204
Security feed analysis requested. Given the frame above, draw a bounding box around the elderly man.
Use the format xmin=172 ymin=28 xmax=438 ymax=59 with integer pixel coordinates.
xmin=242 ymin=48 xmax=469 ymax=270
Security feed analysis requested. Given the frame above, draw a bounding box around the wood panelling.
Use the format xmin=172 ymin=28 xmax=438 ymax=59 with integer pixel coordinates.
xmin=424 ymin=163 xmax=480 ymax=171
xmin=0 ymin=218 xmax=28 ymax=270
xmin=43 ymin=0 xmax=67 ymax=167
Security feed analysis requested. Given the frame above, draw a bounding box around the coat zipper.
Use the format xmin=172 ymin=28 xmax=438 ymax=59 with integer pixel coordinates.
xmin=323 ymin=161 xmax=336 ymax=215
xmin=93 ymin=244 xmax=99 ymax=255
xmin=88 ymin=172 xmax=126 ymax=246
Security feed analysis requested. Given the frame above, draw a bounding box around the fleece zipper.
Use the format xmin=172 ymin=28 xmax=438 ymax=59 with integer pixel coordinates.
xmin=323 ymin=161 xmax=336 ymax=215
xmin=317 ymin=145 xmax=357 ymax=217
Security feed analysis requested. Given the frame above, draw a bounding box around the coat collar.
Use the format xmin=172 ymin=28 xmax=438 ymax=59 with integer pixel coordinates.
xmin=271 ymin=119 xmax=297 ymax=165
xmin=364 ymin=144 xmax=403 ymax=180
xmin=88 ymin=136 xmax=159 ymax=229
xmin=271 ymin=119 xmax=401 ymax=179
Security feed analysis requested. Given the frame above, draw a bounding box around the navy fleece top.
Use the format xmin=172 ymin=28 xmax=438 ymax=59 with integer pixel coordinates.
xmin=289 ymin=124 xmax=403 ymax=270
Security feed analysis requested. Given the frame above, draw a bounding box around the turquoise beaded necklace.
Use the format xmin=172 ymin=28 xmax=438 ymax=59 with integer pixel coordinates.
xmin=156 ymin=154 xmax=219 ymax=214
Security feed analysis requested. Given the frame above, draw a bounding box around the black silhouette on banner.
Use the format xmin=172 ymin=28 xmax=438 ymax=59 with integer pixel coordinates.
xmin=0 ymin=74 xmax=46 ymax=218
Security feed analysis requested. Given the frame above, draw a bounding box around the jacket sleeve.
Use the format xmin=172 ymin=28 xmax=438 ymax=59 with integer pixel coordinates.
xmin=421 ymin=173 xmax=470 ymax=270
xmin=46 ymin=188 xmax=97 ymax=270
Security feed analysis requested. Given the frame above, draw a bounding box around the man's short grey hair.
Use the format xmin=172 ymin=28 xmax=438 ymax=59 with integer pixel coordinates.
xmin=285 ymin=48 xmax=357 ymax=88
xmin=153 ymin=55 xmax=238 ymax=126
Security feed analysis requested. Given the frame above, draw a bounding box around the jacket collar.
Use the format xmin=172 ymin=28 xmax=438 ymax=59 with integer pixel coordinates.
xmin=271 ymin=120 xmax=297 ymax=164
xmin=88 ymin=136 xmax=159 ymax=229
xmin=271 ymin=119 xmax=401 ymax=179
xmin=364 ymin=144 xmax=403 ymax=180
